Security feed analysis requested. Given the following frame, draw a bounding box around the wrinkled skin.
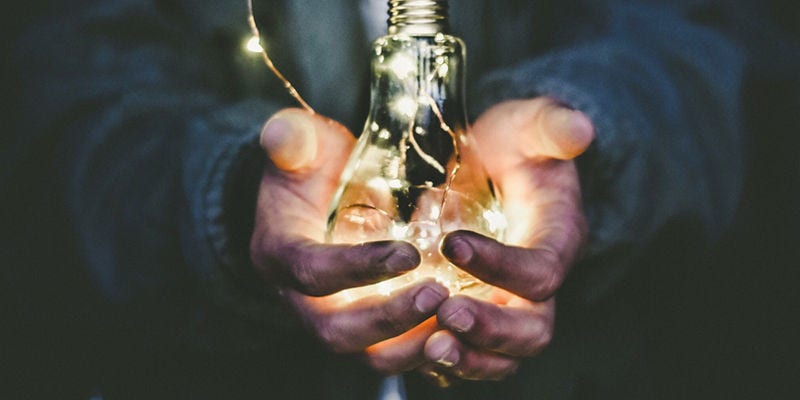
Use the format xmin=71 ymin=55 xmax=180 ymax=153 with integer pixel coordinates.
xmin=249 ymin=98 xmax=594 ymax=384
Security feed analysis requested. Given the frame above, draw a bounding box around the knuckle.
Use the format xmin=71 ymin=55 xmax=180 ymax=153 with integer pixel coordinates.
xmin=521 ymin=321 xmax=553 ymax=356
xmin=341 ymin=243 xmax=404 ymax=286
xmin=496 ymin=362 xmax=520 ymax=381
xmin=292 ymin=259 xmax=326 ymax=296
xmin=314 ymin=318 xmax=349 ymax=354
xmin=530 ymin=249 xmax=563 ymax=301
xmin=533 ymin=274 xmax=559 ymax=302
xmin=375 ymin=302 xmax=406 ymax=336
xmin=537 ymin=245 xmax=561 ymax=268
xmin=475 ymin=322 xmax=505 ymax=351
xmin=349 ymin=246 xmax=387 ymax=282
xmin=477 ymin=260 xmax=505 ymax=287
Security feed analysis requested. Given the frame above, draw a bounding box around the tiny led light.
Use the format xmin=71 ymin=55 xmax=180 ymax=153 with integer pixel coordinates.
xmin=366 ymin=177 xmax=390 ymax=192
xmin=376 ymin=280 xmax=394 ymax=296
xmin=393 ymin=96 xmax=418 ymax=119
xmin=388 ymin=53 xmax=416 ymax=78
xmin=245 ymin=35 xmax=264 ymax=53
xmin=390 ymin=223 xmax=409 ymax=240
xmin=483 ymin=209 xmax=509 ymax=234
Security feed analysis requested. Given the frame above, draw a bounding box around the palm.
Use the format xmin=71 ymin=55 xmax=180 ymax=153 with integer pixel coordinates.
xmin=415 ymin=98 xmax=594 ymax=383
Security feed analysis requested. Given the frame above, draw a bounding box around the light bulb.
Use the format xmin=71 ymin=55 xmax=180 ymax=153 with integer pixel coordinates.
xmin=327 ymin=0 xmax=506 ymax=301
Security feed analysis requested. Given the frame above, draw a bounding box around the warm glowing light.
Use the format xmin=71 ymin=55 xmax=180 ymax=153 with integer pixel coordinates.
xmin=436 ymin=63 xmax=449 ymax=78
xmin=365 ymin=176 xmax=404 ymax=191
xmin=428 ymin=205 xmax=441 ymax=220
xmin=393 ymin=96 xmax=418 ymax=119
xmin=388 ymin=54 xmax=416 ymax=78
xmin=366 ymin=177 xmax=390 ymax=192
xmin=344 ymin=213 xmax=367 ymax=226
xmin=245 ymin=35 xmax=264 ymax=53
xmin=377 ymin=280 xmax=394 ymax=296
xmin=483 ymin=209 xmax=509 ymax=234
xmin=326 ymin=3 xmax=501 ymax=305
xmin=390 ymin=223 xmax=408 ymax=240
xmin=387 ymin=179 xmax=404 ymax=189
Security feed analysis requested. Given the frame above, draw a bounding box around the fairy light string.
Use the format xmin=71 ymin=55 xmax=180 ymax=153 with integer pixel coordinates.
xmin=246 ymin=0 xmax=315 ymax=113
xmin=246 ymin=0 xmax=465 ymax=238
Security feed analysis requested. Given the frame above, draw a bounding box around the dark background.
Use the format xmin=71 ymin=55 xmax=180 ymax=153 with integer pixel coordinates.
xmin=2 ymin=1 xmax=799 ymax=399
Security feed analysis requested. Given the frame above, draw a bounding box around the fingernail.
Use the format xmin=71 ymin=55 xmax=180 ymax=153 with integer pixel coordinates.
xmin=414 ymin=285 xmax=448 ymax=314
xmin=427 ymin=335 xmax=459 ymax=367
xmin=384 ymin=245 xmax=420 ymax=273
xmin=546 ymin=108 xmax=595 ymax=158
xmin=444 ymin=308 xmax=474 ymax=333
xmin=563 ymin=109 xmax=595 ymax=145
xmin=549 ymin=106 xmax=577 ymax=126
xmin=441 ymin=233 xmax=474 ymax=265
xmin=261 ymin=112 xmax=317 ymax=171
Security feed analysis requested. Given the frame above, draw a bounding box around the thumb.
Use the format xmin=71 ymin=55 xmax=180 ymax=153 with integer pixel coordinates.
xmin=260 ymin=109 xmax=320 ymax=171
xmin=260 ymin=109 xmax=355 ymax=173
xmin=471 ymin=99 xmax=594 ymax=172
xmin=254 ymin=109 xmax=355 ymax=240
xmin=531 ymin=101 xmax=594 ymax=160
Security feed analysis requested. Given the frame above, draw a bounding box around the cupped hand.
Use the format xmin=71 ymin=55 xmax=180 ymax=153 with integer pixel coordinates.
xmin=420 ymin=98 xmax=594 ymax=384
xmin=249 ymin=109 xmax=449 ymax=366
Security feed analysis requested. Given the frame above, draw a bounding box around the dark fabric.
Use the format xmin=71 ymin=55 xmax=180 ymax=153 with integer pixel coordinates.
xmin=3 ymin=0 xmax=798 ymax=398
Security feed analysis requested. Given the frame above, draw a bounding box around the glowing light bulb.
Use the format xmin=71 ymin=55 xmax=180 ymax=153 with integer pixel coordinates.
xmin=326 ymin=0 xmax=505 ymax=301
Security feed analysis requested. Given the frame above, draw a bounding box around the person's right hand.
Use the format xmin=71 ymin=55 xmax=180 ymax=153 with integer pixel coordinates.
xmin=249 ymin=109 xmax=449 ymax=370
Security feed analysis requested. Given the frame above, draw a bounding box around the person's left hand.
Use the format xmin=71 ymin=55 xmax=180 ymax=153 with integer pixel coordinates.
xmin=416 ymin=98 xmax=595 ymax=384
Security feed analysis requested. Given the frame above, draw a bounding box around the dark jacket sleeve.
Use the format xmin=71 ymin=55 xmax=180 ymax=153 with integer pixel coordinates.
xmin=474 ymin=1 xmax=746 ymax=304
xmin=10 ymin=0 xmax=298 ymax=351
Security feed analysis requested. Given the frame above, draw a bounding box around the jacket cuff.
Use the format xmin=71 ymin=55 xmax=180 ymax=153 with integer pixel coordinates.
xmin=183 ymin=99 xmax=302 ymax=341
xmin=470 ymin=24 xmax=747 ymax=307
xmin=471 ymin=47 xmax=653 ymax=305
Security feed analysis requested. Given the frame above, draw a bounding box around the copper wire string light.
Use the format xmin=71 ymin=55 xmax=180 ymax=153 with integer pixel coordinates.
xmin=246 ymin=0 xmax=315 ymax=113
xmin=325 ymin=0 xmax=506 ymax=300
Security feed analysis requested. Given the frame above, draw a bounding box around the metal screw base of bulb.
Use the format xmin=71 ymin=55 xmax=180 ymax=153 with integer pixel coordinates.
xmin=388 ymin=0 xmax=449 ymax=36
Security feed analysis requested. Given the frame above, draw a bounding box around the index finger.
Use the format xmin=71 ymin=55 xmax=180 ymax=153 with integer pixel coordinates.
xmin=285 ymin=279 xmax=449 ymax=354
xmin=252 ymin=238 xmax=421 ymax=297
xmin=441 ymin=230 xmax=568 ymax=302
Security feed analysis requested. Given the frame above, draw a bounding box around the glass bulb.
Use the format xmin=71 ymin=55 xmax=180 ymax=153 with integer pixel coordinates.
xmin=326 ymin=0 xmax=506 ymax=301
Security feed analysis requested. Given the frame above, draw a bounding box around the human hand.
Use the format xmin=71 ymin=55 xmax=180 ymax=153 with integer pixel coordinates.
xmin=249 ymin=109 xmax=449 ymax=363
xmin=419 ymin=98 xmax=594 ymax=384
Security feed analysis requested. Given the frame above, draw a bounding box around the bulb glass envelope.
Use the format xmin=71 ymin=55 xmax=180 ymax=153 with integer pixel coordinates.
xmin=327 ymin=33 xmax=506 ymax=301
